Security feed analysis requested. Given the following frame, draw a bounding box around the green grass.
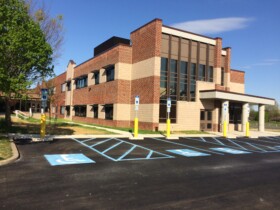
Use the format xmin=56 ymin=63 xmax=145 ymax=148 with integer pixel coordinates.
xmin=176 ymin=130 xmax=209 ymax=135
xmin=0 ymin=136 xmax=12 ymax=161
xmin=249 ymin=121 xmax=280 ymax=130
xmin=48 ymin=118 xmax=162 ymax=134
xmin=0 ymin=117 xmax=115 ymax=135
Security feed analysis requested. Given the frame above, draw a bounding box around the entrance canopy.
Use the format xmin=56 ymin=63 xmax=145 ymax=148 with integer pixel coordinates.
xmin=200 ymin=90 xmax=275 ymax=105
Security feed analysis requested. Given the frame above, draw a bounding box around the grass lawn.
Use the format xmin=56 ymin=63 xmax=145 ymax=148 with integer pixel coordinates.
xmin=0 ymin=136 xmax=12 ymax=161
xmin=173 ymin=130 xmax=209 ymax=135
xmin=0 ymin=117 xmax=116 ymax=135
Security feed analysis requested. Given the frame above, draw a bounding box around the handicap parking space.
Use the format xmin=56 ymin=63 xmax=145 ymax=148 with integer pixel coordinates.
xmin=22 ymin=136 xmax=280 ymax=167
xmin=70 ymin=137 xmax=174 ymax=162
xmin=181 ymin=137 xmax=280 ymax=154
xmin=66 ymin=136 xmax=280 ymax=163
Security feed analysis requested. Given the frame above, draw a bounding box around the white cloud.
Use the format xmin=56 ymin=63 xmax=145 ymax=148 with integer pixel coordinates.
xmin=171 ymin=17 xmax=253 ymax=34
xmin=241 ymin=58 xmax=279 ymax=69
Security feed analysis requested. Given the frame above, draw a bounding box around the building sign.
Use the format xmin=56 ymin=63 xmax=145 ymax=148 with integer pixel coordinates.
xmin=167 ymin=97 xmax=171 ymax=113
xmin=135 ymin=95 xmax=139 ymax=111
xmin=41 ymin=88 xmax=48 ymax=108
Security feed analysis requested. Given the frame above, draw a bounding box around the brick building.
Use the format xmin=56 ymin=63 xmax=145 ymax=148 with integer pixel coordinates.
xmin=48 ymin=18 xmax=274 ymax=132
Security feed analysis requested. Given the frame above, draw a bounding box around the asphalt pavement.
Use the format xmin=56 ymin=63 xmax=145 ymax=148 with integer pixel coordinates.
xmin=1 ymin=136 xmax=280 ymax=209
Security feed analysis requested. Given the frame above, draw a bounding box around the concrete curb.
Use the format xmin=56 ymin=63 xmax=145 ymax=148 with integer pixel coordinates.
xmin=0 ymin=141 xmax=19 ymax=166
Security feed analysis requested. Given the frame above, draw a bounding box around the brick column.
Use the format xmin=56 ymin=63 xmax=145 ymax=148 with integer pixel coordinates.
xmin=242 ymin=103 xmax=249 ymax=132
xmin=214 ymin=38 xmax=222 ymax=85
xmin=258 ymin=104 xmax=265 ymax=132
xmin=224 ymin=47 xmax=231 ymax=91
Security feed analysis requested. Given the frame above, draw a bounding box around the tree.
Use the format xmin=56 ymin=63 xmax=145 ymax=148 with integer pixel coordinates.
xmin=0 ymin=0 xmax=54 ymax=126
xmin=26 ymin=0 xmax=64 ymax=62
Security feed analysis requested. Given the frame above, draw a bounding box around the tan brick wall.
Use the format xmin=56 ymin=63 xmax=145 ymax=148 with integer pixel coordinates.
xmin=115 ymin=63 xmax=132 ymax=80
xmin=132 ymin=57 xmax=161 ymax=80
xmin=66 ymin=61 xmax=75 ymax=80
xmin=130 ymin=19 xmax=162 ymax=64
xmin=214 ymin=67 xmax=221 ymax=85
xmin=229 ymin=82 xmax=245 ymax=93
xmin=114 ymin=104 xmax=131 ymax=121
xmin=130 ymin=104 xmax=159 ymax=123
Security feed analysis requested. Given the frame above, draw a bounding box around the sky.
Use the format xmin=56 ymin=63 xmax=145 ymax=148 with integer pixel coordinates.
xmin=41 ymin=0 xmax=280 ymax=104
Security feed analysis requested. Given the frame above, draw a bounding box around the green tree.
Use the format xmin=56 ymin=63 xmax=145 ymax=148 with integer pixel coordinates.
xmin=0 ymin=0 xmax=54 ymax=126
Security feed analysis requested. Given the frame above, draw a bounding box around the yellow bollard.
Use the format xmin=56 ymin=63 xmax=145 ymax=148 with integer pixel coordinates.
xmin=40 ymin=114 xmax=46 ymax=138
xmin=246 ymin=122 xmax=250 ymax=137
xmin=223 ymin=121 xmax=227 ymax=138
xmin=166 ymin=118 xmax=171 ymax=138
xmin=134 ymin=117 xmax=138 ymax=138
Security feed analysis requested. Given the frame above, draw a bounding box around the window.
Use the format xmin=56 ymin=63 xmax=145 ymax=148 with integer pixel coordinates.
xmin=66 ymin=81 xmax=71 ymax=91
xmin=49 ymin=87 xmax=56 ymax=95
xmin=60 ymin=106 xmax=65 ymax=115
xmin=198 ymin=64 xmax=206 ymax=81
xmin=66 ymin=106 xmax=70 ymax=116
xmin=179 ymin=61 xmax=188 ymax=100
xmin=76 ymin=76 xmax=88 ymax=89
xmin=221 ymin=67 xmax=225 ymax=86
xmin=200 ymin=111 xmax=205 ymax=120
xmin=208 ymin=66 xmax=213 ymax=82
xmin=61 ymin=83 xmax=66 ymax=92
xmin=169 ymin=59 xmax=178 ymax=99
xmin=94 ymin=71 xmax=100 ymax=85
xmin=74 ymin=105 xmax=87 ymax=117
xmin=105 ymin=104 xmax=113 ymax=120
xmin=160 ymin=58 xmax=168 ymax=99
xmin=93 ymin=105 xmax=98 ymax=118
xmin=106 ymin=66 xmax=115 ymax=82
xmin=190 ymin=63 xmax=196 ymax=101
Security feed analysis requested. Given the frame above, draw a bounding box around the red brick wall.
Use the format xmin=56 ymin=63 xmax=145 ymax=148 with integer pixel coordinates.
xmin=130 ymin=19 xmax=162 ymax=64
xmin=72 ymin=79 xmax=131 ymax=105
xmin=230 ymin=70 xmax=245 ymax=84
xmin=74 ymin=45 xmax=132 ymax=78
xmin=131 ymin=76 xmax=160 ymax=104
xmin=214 ymin=38 xmax=222 ymax=68
xmin=224 ymin=47 xmax=231 ymax=73
xmin=50 ymin=72 xmax=66 ymax=107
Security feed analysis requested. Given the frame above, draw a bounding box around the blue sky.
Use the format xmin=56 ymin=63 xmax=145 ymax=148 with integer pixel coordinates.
xmin=42 ymin=0 xmax=280 ymax=103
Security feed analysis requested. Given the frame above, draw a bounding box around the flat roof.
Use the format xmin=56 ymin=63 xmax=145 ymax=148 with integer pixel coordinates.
xmin=200 ymin=90 xmax=275 ymax=105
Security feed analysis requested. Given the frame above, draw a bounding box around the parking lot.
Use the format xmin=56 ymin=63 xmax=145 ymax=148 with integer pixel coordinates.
xmin=1 ymin=136 xmax=280 ymax=209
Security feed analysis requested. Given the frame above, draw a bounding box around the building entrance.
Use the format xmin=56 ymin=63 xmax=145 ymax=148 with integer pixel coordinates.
xmin=200 ymin=110 xmax=213 ymax=131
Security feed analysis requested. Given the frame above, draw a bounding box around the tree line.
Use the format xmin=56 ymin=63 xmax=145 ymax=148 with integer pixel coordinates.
xmin=0 ymin=0 xmax=63 ymax=126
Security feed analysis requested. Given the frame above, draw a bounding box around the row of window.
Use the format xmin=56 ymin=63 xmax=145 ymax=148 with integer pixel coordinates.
xmin=61 ymin=65 xmax=115 ymax=92
xmin=60 ymin=104 xmax=114 ymax=120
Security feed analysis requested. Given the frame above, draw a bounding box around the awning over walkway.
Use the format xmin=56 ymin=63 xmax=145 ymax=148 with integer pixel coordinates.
xmin=200 ymin=90 xmax=275 ymax=105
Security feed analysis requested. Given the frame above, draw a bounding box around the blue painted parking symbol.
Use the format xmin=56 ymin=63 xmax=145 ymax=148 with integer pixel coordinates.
xmin=211 ymin=148 xmax=251 ymax=154
xmin=167 ymin=149 xmax=211 ymax=157
xmin=44 ymin=154 xmax=95 ymax=166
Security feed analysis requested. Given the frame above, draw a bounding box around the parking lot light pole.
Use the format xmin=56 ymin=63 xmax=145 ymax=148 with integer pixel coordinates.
xmin=166 ymin=98 xmax=171 ymax=138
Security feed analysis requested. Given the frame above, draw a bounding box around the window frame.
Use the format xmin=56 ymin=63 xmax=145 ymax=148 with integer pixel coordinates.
xmin=76 ymin=76 xmax=88 ymax=89
xmin=74 ymin=105 xmax=87 ymax=117
xmin=104 ymin=104 xmax=113 ymax=120
xmin=93 ymin=104 xmax=98 ymax=119
xmin=94 ymin=71 xmax=100 ymax=85
xmin=106 ymin=66 xmax=115 ymax=82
